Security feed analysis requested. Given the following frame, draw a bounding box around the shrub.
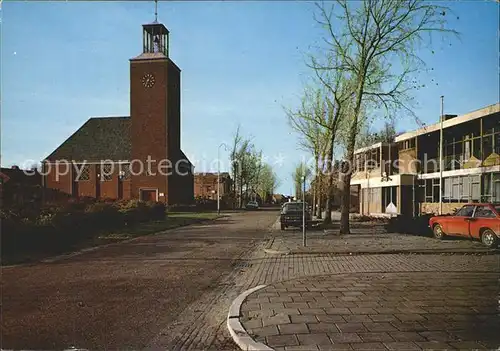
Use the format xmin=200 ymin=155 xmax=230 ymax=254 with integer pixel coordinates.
xmin=385 ymin=214 xmax=433 ymax=236
xmin=2 ymin=198 xmax=170 ymax=263
xmin=85 ymin=202 xmax=123 ymax=231
xmin=115 ymin=200 xmax=150 ymax=224
xmin=1 ymin=209 xmax=23 ymax=243
xmin=148 ymin=201 xmax=166 ymax=221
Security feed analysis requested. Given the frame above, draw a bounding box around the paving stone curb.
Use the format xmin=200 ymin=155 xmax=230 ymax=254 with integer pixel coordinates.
xmin=264 ymin=248 xmax=291 ymax=255
xmin=285 ymin=249 xmax=499 ymax=256
xmin=227 ymin=285 xmax=274 ymax=351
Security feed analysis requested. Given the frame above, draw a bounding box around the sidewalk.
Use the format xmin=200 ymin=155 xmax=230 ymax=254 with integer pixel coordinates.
xmin=155 ymin=234 xmax=499 ymax=350
xmin=225 ymin=218 xmax=499 ymax=351
xmin=238 ymin=272 xmax=500 ymax=350
xmin=268 ymin=220 xmax=497 ymax=255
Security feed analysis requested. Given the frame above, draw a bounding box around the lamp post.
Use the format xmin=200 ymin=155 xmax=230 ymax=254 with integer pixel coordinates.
xmin=217 ymin=142 xmax=228 ymax=215
xmin=302 ymin=174 xmax=307 ymax=247
xmin=439 ymin=96 xmax=444 ymax=215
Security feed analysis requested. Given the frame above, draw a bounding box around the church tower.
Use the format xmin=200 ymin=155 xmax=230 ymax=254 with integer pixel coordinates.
xmin=129 ymin=7 xmax=181 ymax=203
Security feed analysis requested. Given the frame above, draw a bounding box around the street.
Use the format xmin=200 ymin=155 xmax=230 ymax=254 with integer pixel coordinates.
xmin=3 ymin=1 xmax=499 ymax=350
xmin=2 ymin=210 xmax=499 ymax=350
xmin=1 ymin=209 xmax=277 ymax=349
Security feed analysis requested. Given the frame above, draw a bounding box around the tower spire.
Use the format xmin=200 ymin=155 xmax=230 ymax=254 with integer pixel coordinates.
xmin=154 ymin=0 xmax=158 ymax=23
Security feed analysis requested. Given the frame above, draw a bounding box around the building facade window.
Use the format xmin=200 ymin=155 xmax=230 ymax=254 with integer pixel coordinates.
xmin=420 ymin=173 xmax=499 ymax=204
xmin=398 ymin=138 xmax=415 ymax=150
xmin=366 ymin=149 xmax=380 ymax=170
xmin=442 ymin=116 xmax=499 ymax=171
xmin=366 ymin=187 xmax=381 ymax=205
xmin=79 ymin=165 xmax=90 ymax=181
xmin=443 ymin=119 xmax=482 ymax=171
xmin=121 ymin=164 xmax=131 ymax=180
xmin=481 ymin=172 xmax=500 ymax=203
xmin=102 ymin=164 xmax=113 ymax=181
xmin=353 ymin=154 xmax=362 ymax=173
xmin=419 ymin=178 xmax=440 ymax=203
xmin=482 ymin=117 xmax=500 ymax=161
xmin=441 ymin=174 xmax=480 ymax=203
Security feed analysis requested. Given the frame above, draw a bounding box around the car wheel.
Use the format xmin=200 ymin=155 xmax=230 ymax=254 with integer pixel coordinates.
xmin=480 ymin=229 xmax=498 ymax=249
xmin=433 ymin=224 xmax=446 ymax=240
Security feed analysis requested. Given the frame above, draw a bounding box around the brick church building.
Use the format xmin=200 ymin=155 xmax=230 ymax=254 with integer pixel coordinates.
xmin=42 ymin=18 xmax=194 ymax=204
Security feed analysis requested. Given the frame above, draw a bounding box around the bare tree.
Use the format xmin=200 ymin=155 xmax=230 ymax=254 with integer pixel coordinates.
xmin=230 ymin=126 xmax=273 ymax=206
xmin=230 ymin=125 xmax=243 ymax=208
xmin=306 ymin=55 xmax=354 ymax=225
xmin=356 ymin=119 xmax=400 ymax=149
xmin=258 ymin=163 xmax=281 ymax=202
xmin=230 ymin=126 xmax=256 ymax=207
xmin=292 ymin=162 xmax=312 ymax=200
xmin=313 ymin=0 xmax=457 ymax=233
xmin=286 ymin=86 xmax=331 ymax=220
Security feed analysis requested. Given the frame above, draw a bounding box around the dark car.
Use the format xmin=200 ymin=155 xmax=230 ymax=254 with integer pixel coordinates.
xmin=280 ymin=202 xmax=311 ymax=230
xmin=245 ymin=201 xmax=259 ymax=210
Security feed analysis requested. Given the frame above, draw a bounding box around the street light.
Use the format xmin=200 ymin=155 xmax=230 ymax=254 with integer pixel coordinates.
xmin=302 ymin=174 xmax=307 ymax=247
xmin=439 ymin=96 xmax=444 ymax=215
xmin=218 ymin=142 xmax=228 ymax=215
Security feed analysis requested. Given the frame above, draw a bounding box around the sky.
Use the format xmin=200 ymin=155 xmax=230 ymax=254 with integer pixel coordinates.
xmin=1 ymin=1 xmax=499 ymax=195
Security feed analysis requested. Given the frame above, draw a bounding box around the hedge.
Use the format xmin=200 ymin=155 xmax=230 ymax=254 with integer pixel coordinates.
xmin=1 ymin=199 xmax=167 ymax=259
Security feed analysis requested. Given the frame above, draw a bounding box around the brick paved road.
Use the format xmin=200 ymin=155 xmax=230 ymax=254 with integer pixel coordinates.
xmin=241 ymin=272 xmax=500 ymax=350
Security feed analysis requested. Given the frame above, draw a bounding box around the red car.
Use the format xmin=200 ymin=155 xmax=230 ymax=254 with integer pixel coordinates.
xmin=429 ymin=203 xmax=500 ymax=248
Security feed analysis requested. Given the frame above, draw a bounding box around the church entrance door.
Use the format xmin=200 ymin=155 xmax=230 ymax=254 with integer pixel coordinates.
xmin=140 ymin=189 xmax=158 ymax=202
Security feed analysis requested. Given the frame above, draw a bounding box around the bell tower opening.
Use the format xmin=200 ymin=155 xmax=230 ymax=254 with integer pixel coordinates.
xmin=142 ymin=23 xmax=169 ymax=57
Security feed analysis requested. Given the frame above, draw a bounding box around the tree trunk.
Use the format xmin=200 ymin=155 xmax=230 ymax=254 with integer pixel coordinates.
xmin=340 ymin=136 xmax=358 ymax=233
xmin=312 ymin=155 xmax=319 ymax=218
xmin=312 ymin=184 xmax=316 ymax=218
xmin=322 ymin=143 xmax=334 ymax=225
xmin=317 ymin=191 xmax=323 ymax=219
xmin=239 ymin=172 xmax=243 ymax=208
xmin=339 ymin=169 xmax=351 ymax=234
xmin=317 ymin=161 xmax=323 ymax=219
xmin=340 ymin=79 xmax=364 ymax=234
xmin=233 ymin=164 xmax=237 ymax=209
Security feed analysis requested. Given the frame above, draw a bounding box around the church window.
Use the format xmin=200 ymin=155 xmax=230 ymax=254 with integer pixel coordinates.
xmin=121 ymin=164 xmax=131 ymax=180
xmin=79 ymin=165 xmax=90 ymax=181
xmin=102 ymin=164 xmax=113 ymax=181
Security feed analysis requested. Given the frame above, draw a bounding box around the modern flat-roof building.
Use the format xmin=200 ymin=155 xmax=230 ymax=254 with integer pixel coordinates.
xmin=350 ymin=103 xmax=500 ymax=217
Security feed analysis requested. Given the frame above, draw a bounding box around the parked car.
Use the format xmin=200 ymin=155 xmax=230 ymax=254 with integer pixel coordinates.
xmin=428 ymin=203 xmax=500 ymax=248
xmin=280 ymin=202 xmax=311 ymax=230
xmin=245 ymin=201 xmax=259 ymax=210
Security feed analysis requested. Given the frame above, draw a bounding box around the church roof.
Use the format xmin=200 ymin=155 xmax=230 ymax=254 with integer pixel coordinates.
xmin=45 ymin=117 xmax=132 ymax=162
xmin=45 ymin=116 xmax=192 ymax=166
